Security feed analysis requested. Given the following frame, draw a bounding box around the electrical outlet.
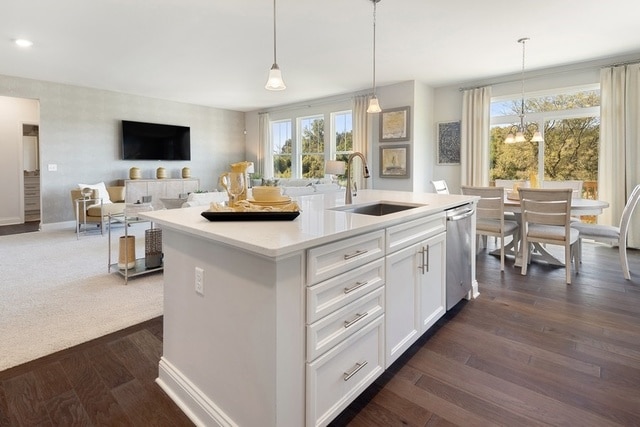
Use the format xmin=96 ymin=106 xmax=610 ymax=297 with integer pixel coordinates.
xmin=195 ymin=267 xmax=204 ymax=295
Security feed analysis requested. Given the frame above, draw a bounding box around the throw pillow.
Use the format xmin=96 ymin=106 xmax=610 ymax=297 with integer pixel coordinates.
xmin=78 ymin=182 xmax=112 ymax=204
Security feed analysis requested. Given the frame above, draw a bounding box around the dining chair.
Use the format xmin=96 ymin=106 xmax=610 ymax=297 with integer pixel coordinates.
xmin=519 ymin=188 xmax=580 ymax=284
xmin=571 ymin=184 xmax=640 ymax=280
xmin=431 ymin=180 xmax=449 ymax=194
xmin=461 ymin=186 xmax=519 ymax=271
xmin=541 ymin=180 xmax=584 ymax=199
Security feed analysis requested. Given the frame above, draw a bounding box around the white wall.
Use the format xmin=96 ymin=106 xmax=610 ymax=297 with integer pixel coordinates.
xmin=0 ymin=74 xmax=246 ymax=227
xmin=0 ymin=95 xmax=39 ymax=225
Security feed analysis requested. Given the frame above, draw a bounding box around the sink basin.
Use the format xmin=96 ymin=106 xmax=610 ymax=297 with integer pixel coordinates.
xmin=329 ymin=202 xmax=424 ymax=216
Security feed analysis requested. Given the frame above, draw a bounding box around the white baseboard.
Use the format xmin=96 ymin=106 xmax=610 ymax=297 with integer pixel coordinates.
xmin=156 ymin=357 xmax=237 ymax=427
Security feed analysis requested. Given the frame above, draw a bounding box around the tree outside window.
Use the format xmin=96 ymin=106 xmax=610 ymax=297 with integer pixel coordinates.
xmin=272 ymin=120 xmax=292 ymax=178
xmin=490 ymin=88 xmax=600 ymax=198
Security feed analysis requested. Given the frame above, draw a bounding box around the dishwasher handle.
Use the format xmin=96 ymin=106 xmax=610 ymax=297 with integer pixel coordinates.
xmin=446 ymin=207 xmax=475 ymax=221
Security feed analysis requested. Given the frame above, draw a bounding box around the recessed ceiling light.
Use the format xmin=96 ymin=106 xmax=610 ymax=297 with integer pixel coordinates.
xmin=15 ymin=39 xmax=33 ymax=47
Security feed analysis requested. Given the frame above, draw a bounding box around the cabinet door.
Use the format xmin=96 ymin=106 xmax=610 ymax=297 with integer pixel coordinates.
xmin=385 ymin=244 xmax=420 ymax=367
xmin=417 ymin=232 xmax=446 ymax=334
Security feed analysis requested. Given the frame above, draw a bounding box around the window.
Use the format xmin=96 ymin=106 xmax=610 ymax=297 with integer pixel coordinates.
xmin=269 ymin=108 xmax=353 ymax=179
xmin=272 ymin=120 xmax=292 ymax=178
xmin=490 ymin=87 xmax=600 ymax=197
xmin=299 ymin=115 xmax=324 ymax=179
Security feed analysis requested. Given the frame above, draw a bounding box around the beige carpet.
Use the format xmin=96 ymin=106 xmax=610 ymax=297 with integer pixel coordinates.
xmin=0 ymin=224 xmax=163 ymax=372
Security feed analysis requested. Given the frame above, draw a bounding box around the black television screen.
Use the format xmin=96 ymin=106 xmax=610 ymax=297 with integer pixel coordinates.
xmin=121 ymin=120 xmax=191 ymax=160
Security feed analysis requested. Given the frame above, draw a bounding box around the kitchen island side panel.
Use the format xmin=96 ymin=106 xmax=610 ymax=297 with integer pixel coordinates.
xmin=158 ymin=229 xmax=305 ymax=427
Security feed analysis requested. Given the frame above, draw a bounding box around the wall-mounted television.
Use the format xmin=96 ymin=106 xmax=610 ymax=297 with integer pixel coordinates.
xmin=121 ymin=120 xmax=191 ymax=161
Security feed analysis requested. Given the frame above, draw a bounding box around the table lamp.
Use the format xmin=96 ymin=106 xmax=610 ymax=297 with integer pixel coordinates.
xmin=325 ymin=160 xmax=346 ymax=186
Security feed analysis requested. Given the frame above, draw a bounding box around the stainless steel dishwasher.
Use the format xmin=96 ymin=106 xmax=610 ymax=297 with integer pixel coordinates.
xmin=445 ymin=204 xmax=474 ymax=310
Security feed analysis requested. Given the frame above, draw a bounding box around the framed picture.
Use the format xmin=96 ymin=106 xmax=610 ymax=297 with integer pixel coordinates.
xmin=379 ymin=144 xmax=410 ymax=178
xmin=380 ymin=106 xmax=410 ymax=142
xmin=437 ymin=121 xmax=461 ymax=165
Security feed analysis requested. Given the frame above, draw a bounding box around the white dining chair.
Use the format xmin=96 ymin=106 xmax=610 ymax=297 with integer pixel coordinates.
xmin=571 ymin=184 xmax=640 ymax=280
xmin=542 ymin=180 xmax=584 ymax=199
xmin=461 ymin=186 xmax=519 ymax=271
xmin=519 ymin=188 xmax=580 ymax=284
xmin=431 ymin=180 xmax=449 ymax=194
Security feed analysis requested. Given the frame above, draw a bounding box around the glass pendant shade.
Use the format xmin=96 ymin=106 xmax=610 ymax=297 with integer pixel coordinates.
xmin=531 ymin=131 xmax=543 ymax=142
xmin=265 ymin=64 xmax=286 ymax=90
xmin=367 ymin=96 xmax=382 ymax=113
xmin=514 ymin=131 xmax=526 ymax=143
xmin=504 ymin=133 xmax=515 ymax=144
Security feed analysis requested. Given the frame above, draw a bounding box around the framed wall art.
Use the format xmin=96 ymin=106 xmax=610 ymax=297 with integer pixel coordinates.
xmin=379 ymin=106 xmax=410 ymax=142
xmin=437 ymin=121 xmax=461 ymax=165
xmin=379 ymin=144 xmax=410 ymax=178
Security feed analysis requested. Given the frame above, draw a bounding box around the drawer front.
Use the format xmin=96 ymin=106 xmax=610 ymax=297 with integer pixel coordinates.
xmin=307 ymin=258 xmax=384 ymax=324
xmin=307 ymin=230 xmax=385 ymax=285
xmin=386 ymin=213 xmax=446 ymax=254
xmin=306 ymin=315 xmax=384 ymax=427
xmin=307 ymin=287 xmax=384 ymax=361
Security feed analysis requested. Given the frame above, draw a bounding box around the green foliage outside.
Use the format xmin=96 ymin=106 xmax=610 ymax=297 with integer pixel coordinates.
xmin=490 ymin=91 xmax=599 ymax=184
xmin=273 ymin=117 xmax=353 ymax=181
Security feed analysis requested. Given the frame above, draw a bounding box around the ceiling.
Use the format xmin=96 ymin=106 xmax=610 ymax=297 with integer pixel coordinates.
xmin=3 ymin=0 xmax=640 ymax=112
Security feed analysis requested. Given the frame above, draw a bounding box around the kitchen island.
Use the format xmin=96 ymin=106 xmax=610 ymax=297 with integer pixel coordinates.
xmin=140 ymin=189 xmax=477 ymax=427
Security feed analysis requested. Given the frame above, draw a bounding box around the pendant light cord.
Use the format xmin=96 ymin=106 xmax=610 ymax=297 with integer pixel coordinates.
xmin=518 ymin=37 xmax=529 ymax=127
xmin=372 ymin=0 xmax=377 ymax=95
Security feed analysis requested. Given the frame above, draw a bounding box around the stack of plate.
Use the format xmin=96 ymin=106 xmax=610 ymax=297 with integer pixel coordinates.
xmin=248 ymin=196 xmax=292 ymax=207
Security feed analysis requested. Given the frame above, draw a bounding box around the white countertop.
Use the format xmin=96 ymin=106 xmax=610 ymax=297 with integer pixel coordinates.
xmin=140 ymin=189 xmax=476 ymax=257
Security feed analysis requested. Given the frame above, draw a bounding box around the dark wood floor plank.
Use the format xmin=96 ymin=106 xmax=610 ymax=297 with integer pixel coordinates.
xmin=410 ymin=347 xmax=618 ymax=426
xmin=84 ymin=343 xmax=135 ymax=390
xmin=44 ymin=389 xmax=93 ymax=426
xmin=32 ymin=361 xmax=73 ymax=402
xmin=2 ymin=372 xmax=52 ymax=426
xmin=108 ymin=336 xmax=159 ymax=384
xmin=59 ymin=351 xmax=131 ymax=426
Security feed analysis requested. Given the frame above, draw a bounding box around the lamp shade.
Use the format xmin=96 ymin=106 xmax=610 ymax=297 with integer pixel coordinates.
xmin=265 ymin=64 xmax=286 ymax=90
xmin=325 ymin=160 xmax=346 ymax=175
xmin=246 ymin=162 xmax=255 ymax=174
xmin=367 ymin=96 xmax=382 ymax=113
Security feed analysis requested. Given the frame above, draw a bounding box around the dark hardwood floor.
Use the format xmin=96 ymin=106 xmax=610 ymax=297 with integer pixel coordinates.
xmin=1 ymin=241 xmax=638 ymax=426
xmin=0 ymin=222 xmax=40 ymax=236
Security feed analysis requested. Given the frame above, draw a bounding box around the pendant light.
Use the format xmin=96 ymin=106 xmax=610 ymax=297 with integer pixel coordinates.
xmin=504 ymin=37 xmax=543 ymax=143
xmin=366 ymin=0 xmax=382 ymax=113
xmin=265 ymin=0 xmax=286 ymax=90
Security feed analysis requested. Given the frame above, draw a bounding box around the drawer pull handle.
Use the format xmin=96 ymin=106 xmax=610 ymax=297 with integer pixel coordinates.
xmin=344 ymin=281 xmax=368 ymax=294
xmin=344 ymin=312 xmax=368 ymax=328
xmin=344 ymin=249 xmax=368 ymax=260
xmin=417 ymin=245 xmax=430 ymax=275
xmin=343 ymin=361 xmax=368 ymax=381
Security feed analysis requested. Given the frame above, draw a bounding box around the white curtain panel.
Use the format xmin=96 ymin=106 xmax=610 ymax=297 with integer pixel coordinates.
xmin=461 ymin=86 xmax=492 ymax=186
xmin=258 ymin=112 xmax=271 ymax=178
xmin=352 ymin=95 xmax=370 ymax=190
xmin=599 ymin=64 xmax=640 ymax=248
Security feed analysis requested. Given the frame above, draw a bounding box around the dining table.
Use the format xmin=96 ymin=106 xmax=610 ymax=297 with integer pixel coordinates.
xmin=491 ymin=194 xmax=610 ymax=267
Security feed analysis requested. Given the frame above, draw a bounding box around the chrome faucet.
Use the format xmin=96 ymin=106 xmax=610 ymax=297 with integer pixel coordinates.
xmin=345 ymin=152 xmax=370 ymax=204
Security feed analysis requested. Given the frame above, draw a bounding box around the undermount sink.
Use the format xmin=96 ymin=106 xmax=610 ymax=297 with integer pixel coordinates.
xmin=329 ymin=201 xmax=424 ymax=216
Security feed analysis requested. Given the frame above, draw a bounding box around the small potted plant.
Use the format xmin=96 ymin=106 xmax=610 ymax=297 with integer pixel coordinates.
xmin=250 ymin=172 xmax=263 ymax=188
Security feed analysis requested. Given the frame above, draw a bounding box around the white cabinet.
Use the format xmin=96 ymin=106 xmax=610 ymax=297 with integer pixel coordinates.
xmin=306 ymin=230 xmax=386 ymax=427
xmin=123 ymin=178 xmax=199 ymax=210
xmin=384 ymin=215 xmax=446 ymax=367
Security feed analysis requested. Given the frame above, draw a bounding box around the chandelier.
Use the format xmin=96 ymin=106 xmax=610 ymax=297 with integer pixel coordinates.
xmin=504 ymin=37 xmax=543 ymax=143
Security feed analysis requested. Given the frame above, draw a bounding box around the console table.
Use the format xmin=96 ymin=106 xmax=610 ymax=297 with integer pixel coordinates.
xmin=121 ymin=178 xmax=199 ymax=210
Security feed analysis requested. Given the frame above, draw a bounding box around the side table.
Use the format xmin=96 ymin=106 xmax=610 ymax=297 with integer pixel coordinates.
xmin=75 ymin=197 xmax=103 ymax=239
xmin=108 ymin=212 xmax=163 ymax=284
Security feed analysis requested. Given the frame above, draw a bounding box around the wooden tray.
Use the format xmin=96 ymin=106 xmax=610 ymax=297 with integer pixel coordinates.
xmin=201 ymin=211 xmax=300 ymax=222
